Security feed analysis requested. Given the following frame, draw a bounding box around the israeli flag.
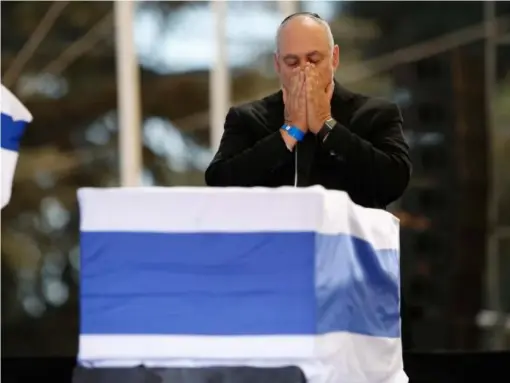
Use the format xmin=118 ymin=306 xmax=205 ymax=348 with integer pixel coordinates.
xmin=1 ymin=85 xmax=32 ymax=209
xmin=78 ymin=187 xmax=408 ymax=383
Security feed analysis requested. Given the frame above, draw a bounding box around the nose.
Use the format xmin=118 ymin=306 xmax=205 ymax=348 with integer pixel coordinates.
xmin=299 ymin=62 xmax=311 ymax=71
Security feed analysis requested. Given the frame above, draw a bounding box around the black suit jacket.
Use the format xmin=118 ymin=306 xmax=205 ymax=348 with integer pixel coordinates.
xmin=205 ymin=82 xmax=411 ymax=209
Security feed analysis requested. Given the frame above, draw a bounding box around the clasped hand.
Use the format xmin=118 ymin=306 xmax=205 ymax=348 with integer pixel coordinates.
xmin=282 ymin=64 xmax=333 ymax=135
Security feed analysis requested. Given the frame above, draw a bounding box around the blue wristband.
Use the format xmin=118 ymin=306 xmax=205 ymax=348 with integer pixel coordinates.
xmin=281 ymin=124 xmax=305 ymax=141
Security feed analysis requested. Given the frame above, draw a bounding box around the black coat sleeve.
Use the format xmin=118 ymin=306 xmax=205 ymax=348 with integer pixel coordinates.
xmin=205 ymin=107 xmax=293 ymax=186
xmin=322 ymin=102 xmax=411 ymax=207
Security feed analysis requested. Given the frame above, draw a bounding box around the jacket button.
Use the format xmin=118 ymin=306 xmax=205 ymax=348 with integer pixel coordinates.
xmin=330 ymin=150 xmax=344 ymax=161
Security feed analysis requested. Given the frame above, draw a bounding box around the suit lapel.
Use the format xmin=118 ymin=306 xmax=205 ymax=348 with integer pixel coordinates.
xmin=263 ymin=90 xmax=285 ymax=133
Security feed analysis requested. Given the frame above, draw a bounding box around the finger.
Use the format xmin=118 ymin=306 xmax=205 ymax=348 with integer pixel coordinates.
xmin=285 ymin=71 xmax=295 ymax=96
xmin=305 ymin=81 xmax=313 ymax=108
xmin=305 ymin=67 xmax=314 ymax=96
xmin=309 ymin=63 xmax=319 ymax=79
xmin=291 ymin=67 xmax=300 ymax=79
xmin=311 ymin=65 xmax=322 ymax=88
xmin=311 ymin=65 xmax=320 ymax=87
xmin=306 ymin=66 xmax=316 ymax=90
xmin=305 ymin=72 xmax=311 ymax=94
xmin=282 ymin=87 xmax=288 ymax=105
xmin=293 ymin=72 xmax=303 ymax=110
xmin=295 ymin=72 xmax=306 ymax=104
xmin=305 ymin=64 xmax=311 ymax=80
xmin=299 ymin=70 xmax=306 ymax=93
xmin=298 ymin=72 xmax=306 ymax=102
xmin=298 ymin=72 xmax=307 ymax=107
xmin=291 ymin=69 xmax=301 ymax=95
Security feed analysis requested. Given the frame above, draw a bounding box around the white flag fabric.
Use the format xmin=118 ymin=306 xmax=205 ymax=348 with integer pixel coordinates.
xmin=1 ymin=84 xmax=32 ymax=209
xmin=78 ymin=186 xmax=408 ymax=383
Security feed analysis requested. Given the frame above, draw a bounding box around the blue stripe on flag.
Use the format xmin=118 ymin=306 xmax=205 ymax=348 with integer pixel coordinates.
xmin=80 ymin=232 xmax=400 ymax=338
xmin=315 ymin=235 xmax=400 ymax=337
xmin=1 ymin=113 xmax=28 ymax=151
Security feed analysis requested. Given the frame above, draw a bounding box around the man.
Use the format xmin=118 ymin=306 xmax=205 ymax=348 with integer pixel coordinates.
xmin=205 ymin=12 xmax=411 ymax=210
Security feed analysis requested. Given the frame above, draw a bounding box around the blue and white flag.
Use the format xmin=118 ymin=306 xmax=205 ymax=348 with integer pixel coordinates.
xmin=1 ymin=84 xmax=32 ymax=209
xmin=78 ymin=187 xmax=408 ymax=383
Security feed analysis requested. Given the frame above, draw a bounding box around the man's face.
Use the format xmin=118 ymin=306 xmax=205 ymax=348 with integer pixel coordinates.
xmin=274 ymin=17 xmax=339 ymax=91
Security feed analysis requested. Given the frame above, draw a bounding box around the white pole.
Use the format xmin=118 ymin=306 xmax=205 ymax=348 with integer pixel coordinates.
xmin=210 ymin=0 xmax=230 ymax=152
xmin=483 ymin=0 xmax=504 ymax=350
xmin=278 ymin=0 xmax=299 ymax=17
xmin=114 ymin=0 xmax=142 ymax=186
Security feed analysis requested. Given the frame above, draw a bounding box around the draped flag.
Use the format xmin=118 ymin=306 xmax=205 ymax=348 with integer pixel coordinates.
xmin=1 ymin=85 xmax=32 ymax=209
xmin=78 ymin=187 xmax=408 ymax=383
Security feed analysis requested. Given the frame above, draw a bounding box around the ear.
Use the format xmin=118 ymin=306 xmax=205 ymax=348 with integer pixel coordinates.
xmin=274 ymin=52 xmax=281 ymax=74
xmin=332 ymin=45 xmax=340 ymax=71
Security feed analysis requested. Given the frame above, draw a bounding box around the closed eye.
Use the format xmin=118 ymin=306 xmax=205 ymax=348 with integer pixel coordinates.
xmin=307 ymin=52 xmax=323 ymax=64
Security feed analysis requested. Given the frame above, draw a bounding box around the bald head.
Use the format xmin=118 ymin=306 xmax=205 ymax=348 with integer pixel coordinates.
xmin=275 ymin=13 xmax=334 ymax=54
xmin=273 ymin=12 xmax=339 ymax=93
